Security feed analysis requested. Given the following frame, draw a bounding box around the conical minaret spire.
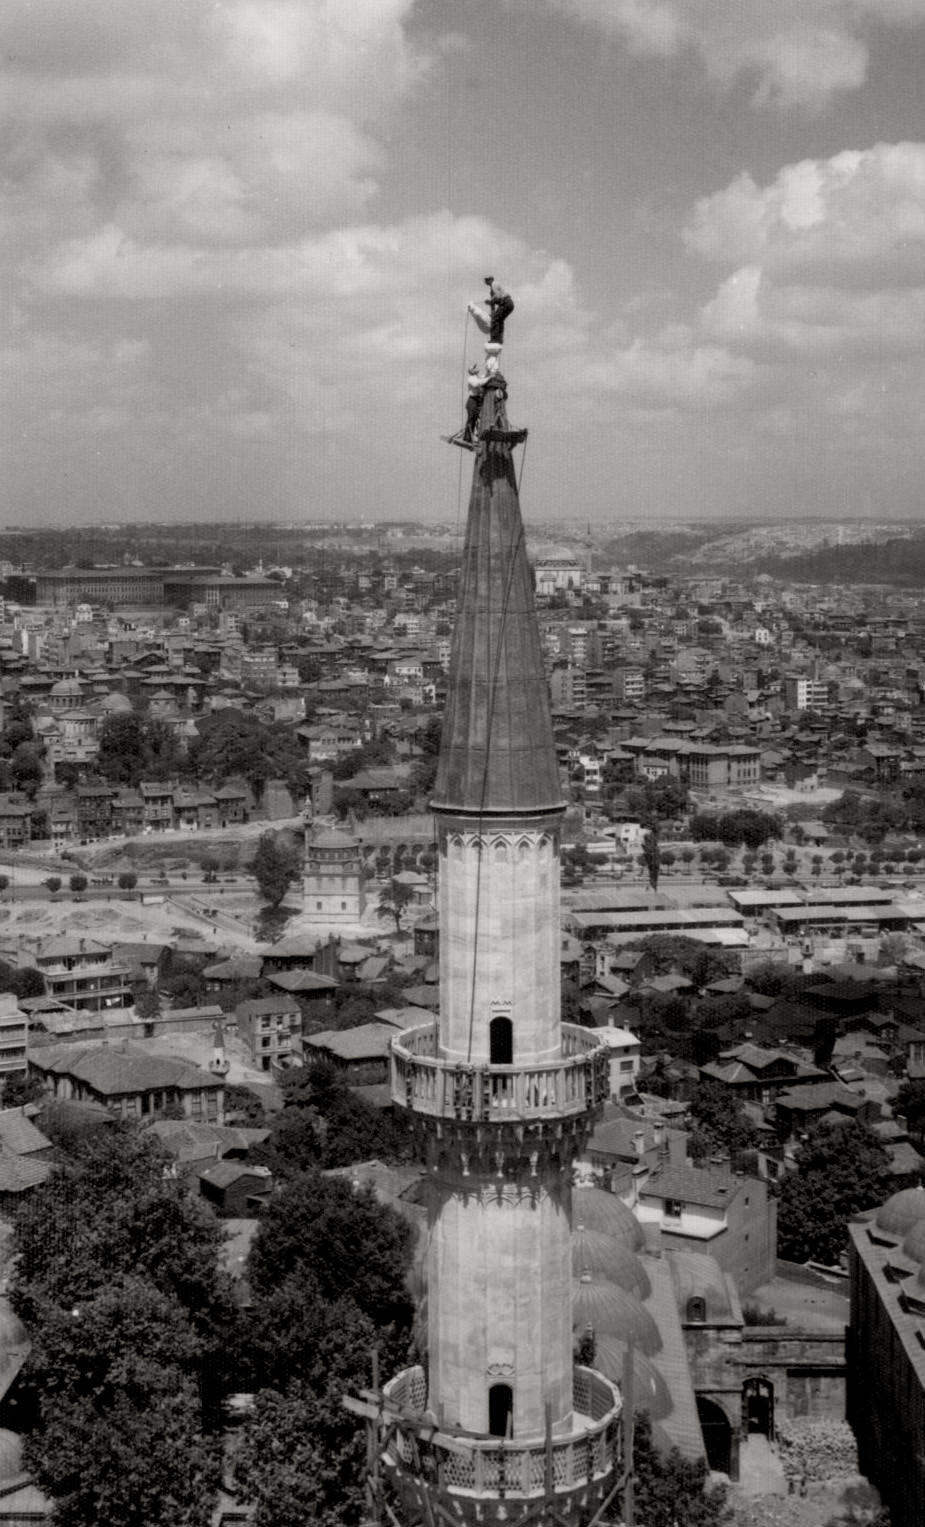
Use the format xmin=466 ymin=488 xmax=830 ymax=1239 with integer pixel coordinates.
xmin=433 ymin=433 xmax=564 ymax=816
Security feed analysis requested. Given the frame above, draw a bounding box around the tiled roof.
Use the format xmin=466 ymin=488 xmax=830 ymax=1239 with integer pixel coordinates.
xmin=0 ymin=1152 xmax=53 ymax=1193
xmin=641 ymin=1164 xmax=741 ymax=1210
xmin=305 ymin=1023 xmax=395 ymax=1061
xmin=31 ymin=1042 xmax=221 ymax=1095
xmin=0 ymin=1110 xmax=51 ymax=1157
xmin=266 ymin=969 xmax=338 ymax=994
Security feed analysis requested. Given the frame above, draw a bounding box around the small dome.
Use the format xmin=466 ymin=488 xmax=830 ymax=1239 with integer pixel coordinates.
xmin=670 ymin=1249 xmax=737 ymax=1323
xmin=572 ymin=1230 xmax=651 ymax=1300
xmin=572 ymin=1188 xmax=644 ymax=1249
xmin=877 ymin=1187 xmax=925 ymax=1236
xmin=903 ymin=1218 xmax=925 ymax=1263
xmin=99 ymin=691 xmax=133 ymax=713
xmin=592 ymin=1338 xmax=671 ymax=1421
xmin=573 ymin=1274 xmax=661 ymax=1355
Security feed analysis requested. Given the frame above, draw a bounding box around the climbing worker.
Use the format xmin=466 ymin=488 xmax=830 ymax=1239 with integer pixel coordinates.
xmin=445 ymin=362 xmax=487 ymax=450
xmin=468 ymin=276 xmax=514 ymax=347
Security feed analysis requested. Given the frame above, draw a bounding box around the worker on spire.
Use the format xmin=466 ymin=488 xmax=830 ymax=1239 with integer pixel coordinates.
xmin=445 ymin=361 xmax=488 ymax=451
xmin=468 ymin=276 xmax=514 ymax=349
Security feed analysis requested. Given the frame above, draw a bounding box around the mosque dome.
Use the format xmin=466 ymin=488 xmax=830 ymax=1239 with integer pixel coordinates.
xmin=99 ymin=691 xmax=133 ymax=713
xmin=592 ymin=1338 xmax=671 ymax=1420
xmin=876 ymin=1187 xmax=925 ymax=1236
xmin=572 ymin=1273 xmax=661 ymax=1355
xmin=572 ymin=1188 xmax=644 ymax=1249
xmin=571 ymin=1229 xmax=651 ymax=1300
xmin=903 ymin=1218 xmax=925 ymax=1263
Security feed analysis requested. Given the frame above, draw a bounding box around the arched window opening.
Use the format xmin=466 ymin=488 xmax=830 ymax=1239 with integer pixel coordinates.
xmin=687 ymin=1296 xmax=706 ymax=1323
xmin=489 ymin=1016 xmax=513 ymax=1066
xmin=488 ymin=1383 xmax=513 ymax=1439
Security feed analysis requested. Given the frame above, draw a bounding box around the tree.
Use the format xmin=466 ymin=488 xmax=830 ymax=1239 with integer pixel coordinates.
xmin=22 ymin=1279 xmax=219 ymax=1527
xmin=632 ymin=1410 xmax=731 ymax=1527
xmin=12 ymin=1125 xmax=228 ymax=1335
xmin=234 ymin=1289 xmax=387 ymax=1527
xmin=2 ymin=1070 xmax=44 ymax=1107
xmin=778 ymin=1121 xmax=891 ymax=1265
xmin=188 ymin=709 xmax=309 ymax=799
xmin=688 ymin=1081 xmax=758 ymax=1163
xmin=247 ymin=1169 xmax=414 ymax=1331
xmin=11 ymin=1126 xmax=232 ymax=1525
xmin=895 ymin=1078 xmax=925 ymax=1143
xmin=69 ymin=874 xmax=88 ymax=894
xmin=10 ymin=741 xmax=44 ymax=795
xmin=117 ymin=872 xmax=137 ymax=893
xmin=641 ymin=830 xmax=660 ymax=892
xmin=95 ymin=713 xmax=148 ymax=786
xmin=251 ymin=830 xmax=301 ymax=907
xmin=377 ymin=876 xmax=415 ymax=932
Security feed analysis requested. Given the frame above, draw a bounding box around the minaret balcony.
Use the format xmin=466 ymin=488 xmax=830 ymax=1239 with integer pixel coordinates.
xmin=382 ymin=1364 xmax=620 ymax=1511
xmin=390 ymin=1023 xmax=610 ymax=1124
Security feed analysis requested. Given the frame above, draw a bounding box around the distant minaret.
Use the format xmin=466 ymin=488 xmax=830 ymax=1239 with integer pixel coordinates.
xmin=366 ymin=364 xmax=620 ymax=1524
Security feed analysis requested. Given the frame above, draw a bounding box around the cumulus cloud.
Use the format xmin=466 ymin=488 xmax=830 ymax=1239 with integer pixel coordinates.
xmin=542 ymin=0 xmax=925 ymax=109
xmin=682 ymin=143 xmax=925 ymax=370
xmin=0 ymin=0 xmax=426 ymax=258
xmin=685 ymin=143 xmax=925 ymax=286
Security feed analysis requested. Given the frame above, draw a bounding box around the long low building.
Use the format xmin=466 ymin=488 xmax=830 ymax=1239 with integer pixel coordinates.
xmin=34 ymin=566 xmax=283 ymax=610
xmin=773 ymin=902 xmax=911 ymax=935
xmin=569 ymin=907 xmax=745 ymax=940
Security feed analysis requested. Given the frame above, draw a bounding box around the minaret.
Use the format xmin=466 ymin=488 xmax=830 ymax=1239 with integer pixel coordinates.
xmin=362 ymin=366 xmax=621 ymax=1525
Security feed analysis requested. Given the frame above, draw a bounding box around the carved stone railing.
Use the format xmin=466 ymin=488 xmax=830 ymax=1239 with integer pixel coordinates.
xmin=382 ymin=1364 xmax=620 ymax=1501
xmin=390 ymin=1024 xmax=610 ymax=1123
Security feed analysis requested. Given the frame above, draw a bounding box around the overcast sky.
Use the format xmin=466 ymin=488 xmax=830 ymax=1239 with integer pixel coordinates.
xmin=4 ymin=0 xmax=925 ymax=528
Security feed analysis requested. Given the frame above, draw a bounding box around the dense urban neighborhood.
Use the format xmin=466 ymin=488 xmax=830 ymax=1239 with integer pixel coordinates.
xmin=0 ymin=524 xmax=921 ymax=1522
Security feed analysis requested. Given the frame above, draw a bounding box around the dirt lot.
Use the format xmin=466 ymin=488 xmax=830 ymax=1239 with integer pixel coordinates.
xmin=731 ymin=1476 xmax=882 ymax=1527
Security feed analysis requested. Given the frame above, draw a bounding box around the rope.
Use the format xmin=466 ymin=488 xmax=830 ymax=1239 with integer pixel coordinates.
xmin=453 ymin=309 xmax=471 ymax=601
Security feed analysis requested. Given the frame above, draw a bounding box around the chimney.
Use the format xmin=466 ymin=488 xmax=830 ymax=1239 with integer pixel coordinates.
xmin=633 ymin=1128 xmax=646 ymax=1158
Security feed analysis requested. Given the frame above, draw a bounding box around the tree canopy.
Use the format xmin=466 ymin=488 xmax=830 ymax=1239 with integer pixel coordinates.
xmin=632 ymin=1411 xmax=731 ymax=1527
xmin=689 ymin=809 xmax=781 ymax=850
xmin=12 ymin=1124 xmax=231 ymax=1527
xmin=777 ymin=1120 xmax=892 ymax=1265
xmin=247 ymin=1169 xmax=415 ymax=1330
xmin=235 ymin=1168 xmax=417 ymax=1527
xmin=377 ymin=876 xmax=416 ymax=931
xmin=688 ymin=1080 xmax=759 ymax=1164
xmin=95 ymin=713 xmax=179 ymax=787
xmin=187 ymin=708 xmax=309 ymax=798
xmin=252 ymin=829 xmax=302 ymax=907
xmin=256 ymin=1061 xmax=410 ymax=1176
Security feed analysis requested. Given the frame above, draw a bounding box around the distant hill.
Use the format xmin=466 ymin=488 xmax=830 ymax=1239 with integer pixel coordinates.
xmin=733 ymin=535 xmax=925 ymax=586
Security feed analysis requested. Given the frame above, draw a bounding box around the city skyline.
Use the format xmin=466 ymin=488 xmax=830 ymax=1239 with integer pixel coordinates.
xmin=4 ymin=1 xmax=925 ymax=527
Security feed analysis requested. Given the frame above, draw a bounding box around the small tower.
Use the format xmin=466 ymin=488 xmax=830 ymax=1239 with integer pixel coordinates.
xmin=352 ymin=372 xmax=620 ymax=1525
xmin=303 ymin=825 xmax=366 ymax=924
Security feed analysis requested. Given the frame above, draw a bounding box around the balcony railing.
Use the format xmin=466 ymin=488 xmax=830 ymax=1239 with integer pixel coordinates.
xmin=383 ymin=1365 xmax=620 ymax=1499
xmin=390 ymin=1023 xmax=610 ymax=1123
